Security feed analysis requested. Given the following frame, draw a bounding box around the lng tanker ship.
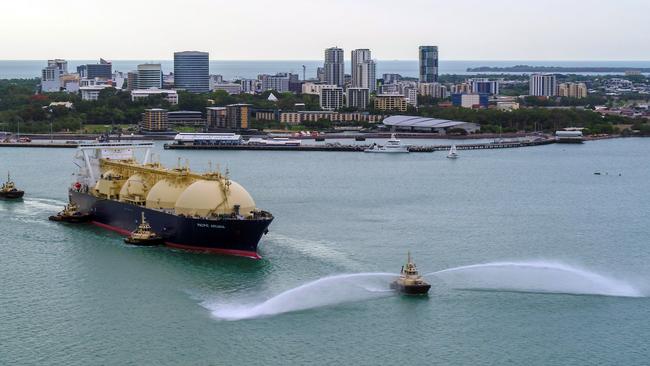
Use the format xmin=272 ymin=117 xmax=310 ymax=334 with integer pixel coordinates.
xmin=68 ymin=142 xmax=273 ymax=258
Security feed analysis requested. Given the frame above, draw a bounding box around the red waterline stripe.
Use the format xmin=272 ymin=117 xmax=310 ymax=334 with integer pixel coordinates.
xmin=90 ymin=221 xmax=262 ymax=259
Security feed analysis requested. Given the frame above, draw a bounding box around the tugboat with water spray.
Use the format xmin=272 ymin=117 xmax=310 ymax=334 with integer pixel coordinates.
xmin=124 ymin=212 xmax=163 ymax=246
xmin=390 ymin=253 xmax=431 ymax=295
xmin=0 ymin=172 xmax=25 ymax=200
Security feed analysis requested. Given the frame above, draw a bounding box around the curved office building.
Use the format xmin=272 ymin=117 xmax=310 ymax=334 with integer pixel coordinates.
xmin=174 ymin=51 xmax=209 ymax=93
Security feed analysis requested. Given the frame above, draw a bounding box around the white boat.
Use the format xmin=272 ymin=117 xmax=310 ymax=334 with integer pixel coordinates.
xmin=364 ymin=134 xmax=409 ymax=153
xmin=447 ymin=144 xmax=459 ymax=159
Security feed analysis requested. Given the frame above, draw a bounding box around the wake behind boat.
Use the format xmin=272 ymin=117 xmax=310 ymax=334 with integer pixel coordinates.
xmin=364 ymin=134 xmax=410 ymax=153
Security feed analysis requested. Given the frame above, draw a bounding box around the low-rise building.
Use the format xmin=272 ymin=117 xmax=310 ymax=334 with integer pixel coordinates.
xmin=225 ymin=104 xmax=250 ymax=130
xmin=302 ymin=82 xmax=337 ymax=95
xmin=212 ymin=83 xmax=242 ymax=95
xmin=80 ymin=85 xmax=113 ymax=101
xmin=374 ymin=94 xmax=408 ymax=112
xmin=167 ymin=111 xmax=205 ymax=126
xmin=131 ymin=89 xmax=179 ymax=104
xmin=280 ymin=111 xmax=384 ymax=125
xmin=206 ymin=107 xmax=227 ymax=130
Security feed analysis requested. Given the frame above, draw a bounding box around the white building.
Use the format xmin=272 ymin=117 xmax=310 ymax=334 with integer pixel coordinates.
xmin=131 ymin=89 xmax=179 ymax=104
xmin=351 ymin=49 xmax=376 ymax=93
xmin=41 ymin=59 xmax=68 ymax=92
xmin=302 ymin=82 xmax=337 ymax=95
xmin=258 ymin=73 xmax=296 ymax=93
xmin=240 ymin=79 xmax=260 ymax=94
xmin=529 ymin=74 xmax=557 ymax=97
xmin=320 ymin=87 xmax=344 ymax=111
xmin=212 ymin=83 xmax=242 ymax=95
xmin=80 ymin=85 xmax=114 ymax=101
xmin=405 ymin=88 xmax=418 ymax=107
xmin=137 ymin=64 xmax=163 ymax=89
xmin=418 ymin=82 xmax=447 ymax=99
xmin=346 ymin=87 xmax=369 ymax=110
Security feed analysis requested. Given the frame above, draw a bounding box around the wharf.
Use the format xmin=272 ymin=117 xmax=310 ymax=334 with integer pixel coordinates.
xmin=0 ymin=142 xmax=79 ymax=148
xmin=164 ymin=138 xmax=556 ymax=152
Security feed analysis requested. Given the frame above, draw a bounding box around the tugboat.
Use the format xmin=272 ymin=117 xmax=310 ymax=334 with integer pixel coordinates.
xmin=0 ymin=172 xmax=25 ymax=200
xmin=390 ymin=253 xmax=431 ymax=295
xmin=124 ymin=212 xmax=163 ymax=246
xmin=49 ymin=202 xmax=92 ymax=223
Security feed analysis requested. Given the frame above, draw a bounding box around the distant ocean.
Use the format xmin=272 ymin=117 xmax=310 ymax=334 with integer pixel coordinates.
xmin=2 ymin=60 xmax=650 ymax=80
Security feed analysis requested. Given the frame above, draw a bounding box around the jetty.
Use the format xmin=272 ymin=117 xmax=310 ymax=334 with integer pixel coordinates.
xmin=164 ymin=138 xmax=555 ymax=152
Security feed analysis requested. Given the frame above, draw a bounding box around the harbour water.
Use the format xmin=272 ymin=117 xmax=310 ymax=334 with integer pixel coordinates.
xmin=3 ymin=60 xmax=650 ymax=79
xmin=1 ymin=138 xmax=650 ymax=365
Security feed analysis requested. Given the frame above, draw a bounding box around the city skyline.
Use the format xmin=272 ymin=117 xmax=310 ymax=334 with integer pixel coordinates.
xmin=2 ymin=0 xmax=650 ymax=61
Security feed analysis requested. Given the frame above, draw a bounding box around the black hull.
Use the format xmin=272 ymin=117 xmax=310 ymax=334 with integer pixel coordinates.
xmin=390 ymin=281 xmax=431 ymax=295
xmin=0 ymin=191 xmax=24 ymax=199
xmin=69 ymin=190 xmax=273 ymax=258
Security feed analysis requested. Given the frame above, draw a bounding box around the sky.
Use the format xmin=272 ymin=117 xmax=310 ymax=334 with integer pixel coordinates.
xmin=1 ymin=0 xmax=649 ymax=61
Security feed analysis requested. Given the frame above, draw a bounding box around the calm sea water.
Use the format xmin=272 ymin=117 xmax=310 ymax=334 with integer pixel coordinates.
xmin=2 ymin=60 xmax=650 ymax=79
xmin=1 ymin=138 xmax=650 ymax=365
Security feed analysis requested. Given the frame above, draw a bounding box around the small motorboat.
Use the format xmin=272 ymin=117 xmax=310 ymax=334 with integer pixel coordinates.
xmin=355 ymin=136 xmax=366 ymax=141
xmin=390 ymin=252 xmax=431 ymax=295
xmin=49 ymin=202 xmax=92 ymax=223
xmin=446 ymin=144 xmax=459 ymax=159
xmin=0 ymin=172 xmax=25 ymax=200
xmin=364 ymin=134 xmax=409 ymax=153
xmin=124 ymin=212 xmax=163 ymax=246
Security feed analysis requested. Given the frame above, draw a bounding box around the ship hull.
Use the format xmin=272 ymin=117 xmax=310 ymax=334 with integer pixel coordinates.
xmin=0 ymin=190 xmax=25 ymax=199
xmin=70 ymin=190 xmax=272 ymax=259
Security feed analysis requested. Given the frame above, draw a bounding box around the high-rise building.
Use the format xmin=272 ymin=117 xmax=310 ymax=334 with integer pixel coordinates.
xmin=324 ymin=47 xmax=345 ymax=87
xmin=79 ymin=58 xmax=112 ymax=79
xmin=471 ymin=78 xmax=499 ymax=95
xmin=320 ymin=87 xmax=344 ymax=110
xmin=529 ymin=74 xmax=557 ymax=96
xmin=404 ymin=87 xmax=418 ymax=107
xmin=418 ymin=46 xmax=439 ymax=83
xmin=346 ymin=88 xmax=369 ymax=110
xmin=174 ymin=51 xmax=209 ymax=93
xmin=136 ymin=63 xmax=162 ymax=89
xmin=452 ymin=93 xmax=489 ymax=109
xmin=558 ymin=82 xmax=588 ymax=99
xmin=383 ymin=73 xmax=402 ymax=84
xmin=351 ymin=49 xmax=376 ymax=93
xmin=141 ymin=108 xmax=169 ymax=131
xmin=41 ymin=59 xmax=68 ymax=92
xmin=258 ymin=73 xmax=298 ymax=93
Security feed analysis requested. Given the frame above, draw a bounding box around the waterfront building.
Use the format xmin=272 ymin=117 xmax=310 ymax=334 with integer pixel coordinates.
xmin=280 ymin=111 xmax=384 ymax=125
xmin=419 ymin=82 xmax=448 ymax=99
xmin=382 ymin=115 xmax=480 ymax=134
xmin=419 ymin=46 xmax=439 ymax=83
xmin=80 ymin=85 xmax=113 ymax=101
xmin=529 ymin=74 xmax=557 ymax=97
xmin=225 ymin=104 xmax=250 ymax=129
xmin=212 ymin=83 xmax=242 ymax=95
xmin=174 ymin=51 xmax=209 ymax=93
xmin=374 ymin=94 xmax=408 ymax=112
xmin=206 ymin=107 xmax=228 ymax=130
xmin=167 ymin=111 xmax=205 ymax=126
xmin=558 ymin=82 xmax=588 ymax=98
xmin=141 ymin=108 xmax=169 ymax=131
xmin=136 ymin=63 xmax=162 ymax=89
xmin=471 ymin=78 xmax=499 ymax=95
xmin=320 ymin=87 xmax=344 ymax=111
xmin=324 ymin=47 xmax=345 ymax=87
xmin=347 ymin=87 xmax=370 ymax=110
xmin=451 ymin=93 xmax=489 ymax=109
xmin=130 ymin=88 xmax=179 ymax=104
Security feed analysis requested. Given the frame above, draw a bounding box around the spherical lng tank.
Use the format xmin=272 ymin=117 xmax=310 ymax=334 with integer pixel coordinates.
xmin=174 ymin=180 xmax=256 ymax=217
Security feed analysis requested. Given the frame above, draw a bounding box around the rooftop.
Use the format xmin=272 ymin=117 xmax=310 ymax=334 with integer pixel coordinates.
xmin=382 ymin=115 xmax=474 ymax=128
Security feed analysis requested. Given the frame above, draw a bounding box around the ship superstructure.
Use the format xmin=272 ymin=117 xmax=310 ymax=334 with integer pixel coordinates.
xmin=68 ymin=142 xmax=273 ymax=258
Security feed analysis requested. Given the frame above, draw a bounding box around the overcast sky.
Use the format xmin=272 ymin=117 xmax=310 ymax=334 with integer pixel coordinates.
xmin=2 ymin=0 xmax=649 ymax=60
